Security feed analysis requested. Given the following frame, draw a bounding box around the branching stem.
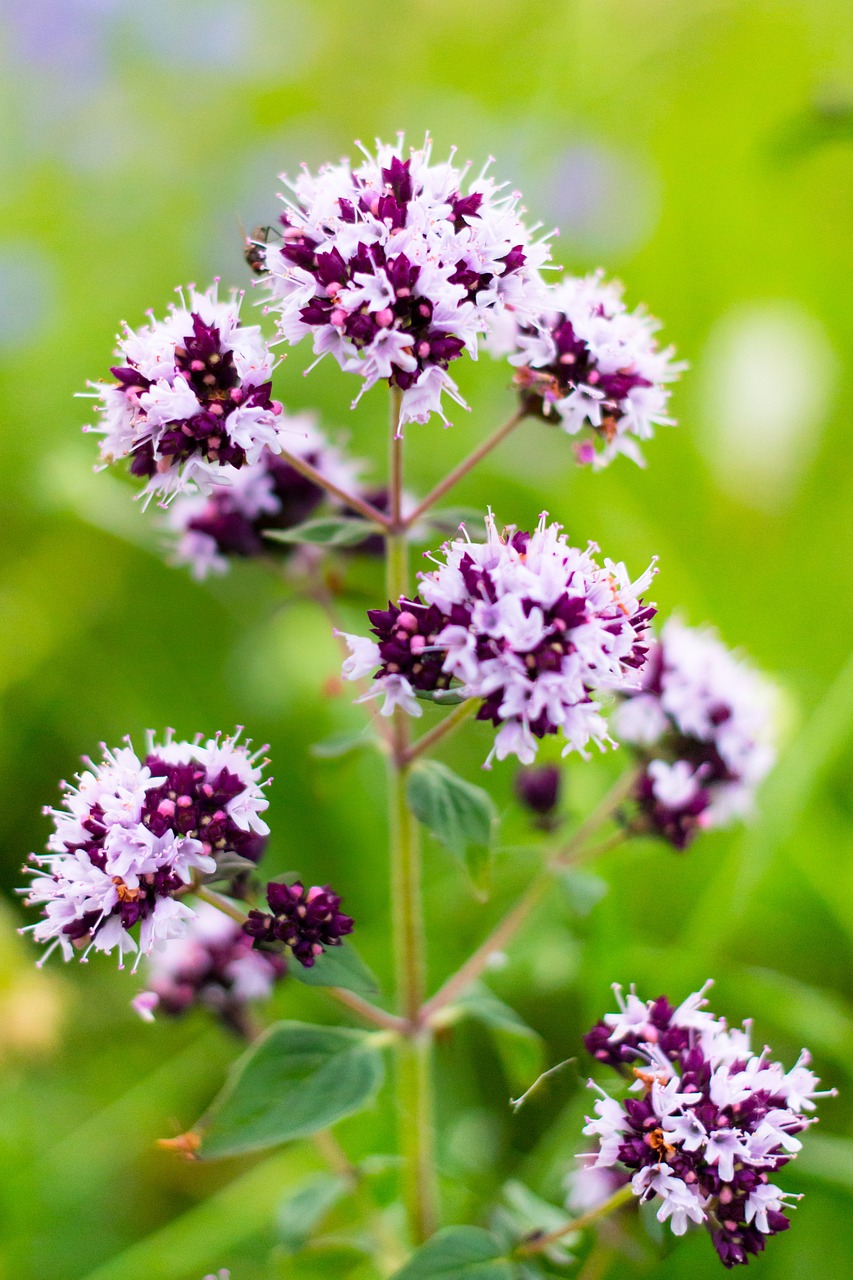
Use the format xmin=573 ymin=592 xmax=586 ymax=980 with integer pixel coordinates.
xmin=276 ymin=444 xmax=391 ymax=528
xmin=403 ymin=699 xmax=476 ymax=765
xmin=514 ymin=1183 xmax=635 ymax=1257
xmin=193 ymin=886 xmax=404 ymax=1033
xmin=403 ymin=408 xmax=526 ymax=528
xmin=420 ymin=768 xmax=637 ymax=1025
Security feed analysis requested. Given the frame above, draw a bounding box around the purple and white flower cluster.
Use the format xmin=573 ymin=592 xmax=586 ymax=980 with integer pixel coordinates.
xmin=494 ymin=271 xmax=683 ymax=468
xmin=245 ymin=880 xmax=354 ymax=968
xmin=86 ymin=283 xmax=287 ymax=503
xmin=167 ymin=414 xmax=365 ymax=578
xmin=259 ymin=136 xmax=551 ymax=428
xmin=340 ymin=513 xmax=656 ymax=765
xmin=582 ymin=983 xmax=830 ymax=1267
xmin=133 ymin=900 xmax=285 ymax=1029
xmin=21 ymin=731 xmax=270 ymax=968
xmin=613 ymin=619 xmax=778 ymax=849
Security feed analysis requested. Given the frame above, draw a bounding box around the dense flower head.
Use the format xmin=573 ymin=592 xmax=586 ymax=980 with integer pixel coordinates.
xmin=339 ymin=513 xmax=657 ymax=765
xmin=167 ymin=415 xmax=365 ymax=578
xmin=259 ymin=135 xmax=551 ymax=428
xmin=85 ymin=282 xmax=287 ymax=503
xmin=244 ymin=880 xmax=354 ymax=968
xmin=582 ymin=982 xmax=832 ymax=1267
xmin=492 ymin=272 xmax=683 ymax=468
xmin=21 ymin=730 xmax=270 ymax=969
xmin=612 ymin=618 xmax=778 ymax=849
xmin=132 ymin=900 xmax=285 ymax=1029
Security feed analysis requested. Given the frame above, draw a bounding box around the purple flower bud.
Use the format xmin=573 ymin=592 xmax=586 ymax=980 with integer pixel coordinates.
xmin=515 ymin=764 xmax=562 ymax=825
xmin=245 ymin=880 xmax=354 ymax=968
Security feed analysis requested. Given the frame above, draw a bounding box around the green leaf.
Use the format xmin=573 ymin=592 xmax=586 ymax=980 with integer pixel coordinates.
xmin=424 ymin=506 xmax=487 ymax=534
xmin=391 ymin=1226 xmax=514 ymax=1280
xmin=407 ymin=761 xmax=497 ymax=891
xmin=310 ymin=730 xmax=383 ymax=760
xmin=198 ymin=1021 xmax=386 ymax=1159
xmin=276 ymin=1173 xmax=350 ymax=1253
xmin=201 ymin=851 xmax=258 ymax=882
xmin=453 ymin=986 xmax=545 ymax=1090
xmin=289 ymin=942 xmax=382 ymax=998
xmin=414 ymin=687 xmax=469 ymax=706
xmin=264 ymin=516 xmax=379 ymax=547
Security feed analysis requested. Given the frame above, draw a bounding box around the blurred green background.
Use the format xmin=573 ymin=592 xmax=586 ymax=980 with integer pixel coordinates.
xmin=2 ymin=1 xmax=853 ymax=1277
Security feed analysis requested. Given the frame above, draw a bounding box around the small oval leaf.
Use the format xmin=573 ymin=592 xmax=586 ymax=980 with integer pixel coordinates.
xmin=198 ymin=1021 xmax=385 ymax=1159
xmin=264 ymin=516 xmax=380 ymax=547
xmin=407 ymin=761 xmax=497 ymax=888
xmin=289 ymin=942 xmax=381 ymax=997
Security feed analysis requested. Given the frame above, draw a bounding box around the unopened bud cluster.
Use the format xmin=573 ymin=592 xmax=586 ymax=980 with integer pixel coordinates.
xmin=245 ymin=880 xmax=354 ymax=967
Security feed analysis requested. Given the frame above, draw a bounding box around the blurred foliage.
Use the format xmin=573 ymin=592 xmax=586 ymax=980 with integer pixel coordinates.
xmin=2 ymin=0 xmax=853 ymax=1277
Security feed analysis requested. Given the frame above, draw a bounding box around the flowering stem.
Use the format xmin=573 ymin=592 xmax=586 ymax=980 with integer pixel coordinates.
xmin=386 ymin=385 xmax=439 ymax=1244
xmin=276 ymin=445 xmax=391 ymax=528
xmin=420 ymin=769 xmax=637 ymax=1025
xmin=514 ymin=1183 xmax=635 ymax=1257
xmin=403 ymin=408 xmax=527 ymax=528
xmin=403 ymin=699 xmax=476 ymax=765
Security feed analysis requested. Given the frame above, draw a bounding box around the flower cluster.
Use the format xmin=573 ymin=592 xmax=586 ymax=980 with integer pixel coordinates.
xmin=259 ymin=136 xmax=550 ymax=427
xmin=340 ymin=513 xmax=656 ymax=764
xmin=167 ymin=415 xmax=365 ymax=578
xmin=582 ymin=983 xmax=830 ymax=1267
xmin=612 ymin=618 xmax=778 ymax=849
xmin=132 ymin=900 xmax=285 ymax=1030
xmin=494 ymin=272 xmax=682 ymax=467
xmin=86 ymin=283 xmax=286 ymax=503
xmin=245 ymin=880 xmax=354 ymax=968
xmin=21 ymin=731 xmax=270 ymax=968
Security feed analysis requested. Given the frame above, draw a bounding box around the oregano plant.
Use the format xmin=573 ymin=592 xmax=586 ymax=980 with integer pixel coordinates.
xmin=16 ymin=134 xmax=831 ymax=1278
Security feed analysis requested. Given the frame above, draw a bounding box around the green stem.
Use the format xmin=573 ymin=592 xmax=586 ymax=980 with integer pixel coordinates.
xmin=514 ymin=1183 xmax=635 ymax=1257
xmin=420 ymin=768 xmax=637 ymax=1025
xmin=403 ymin=699 xmax=476 ymax=765
xmin=194 ymin=884 xmax=249 ymax=924
xmin=403 ymin=408 xmax=526 ymax=529
xmin=386 ymin=386 xmax=439 ymax=1244
xmin=276 ymin=445 xmax=391 ymax=528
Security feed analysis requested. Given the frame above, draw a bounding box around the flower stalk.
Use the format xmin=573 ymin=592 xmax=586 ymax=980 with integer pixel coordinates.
xmin=386 ymin=386 xmax=440 ymax=1243
xmin=276 ymin=444 xmax=391 ymax=528
xmin=514 ymin=1183 xmax=635 ymax=1258
xmin=421 ymin=768 xmax=637 ymax=1025
xmin=403 ymin=408 xmax=526 ymax=528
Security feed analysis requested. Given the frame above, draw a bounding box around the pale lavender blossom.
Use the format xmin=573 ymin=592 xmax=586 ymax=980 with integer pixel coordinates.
xmin=167 ymin=414 xmax=365 ymax=578
xmin=582 ymin=982 xmax=832 ymax=1267
xmin=20 ymin=730 xmax=271 ymax=969
xmin=339 ymin=512 xmax=656 ymax=765
xmin=84 ymin=282 xmax=287 ymax=503
xmin=491 ymin=271 xmax=683 ymax=467
xmin=612 ymin=618 xmax=779 ymax=848
xmin=259 ymin=135 xmax=552 ymax=428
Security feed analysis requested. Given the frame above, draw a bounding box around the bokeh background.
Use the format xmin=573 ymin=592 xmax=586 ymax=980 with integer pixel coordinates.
xmin=2 ymin=1 xmax=853 ymax=1277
